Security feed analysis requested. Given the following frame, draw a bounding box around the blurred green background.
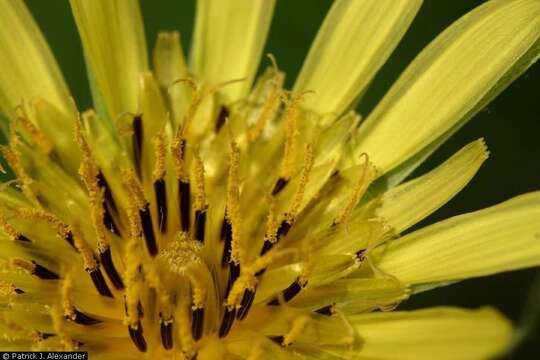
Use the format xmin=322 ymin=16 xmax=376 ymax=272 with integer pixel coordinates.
xmin=23 ymin=0 xmax=540 ymax=357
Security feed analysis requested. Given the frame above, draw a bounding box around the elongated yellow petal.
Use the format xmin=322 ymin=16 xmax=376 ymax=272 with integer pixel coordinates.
xmin=70 ymin=0 xmax=148 ymax=121
xmin=354 ymin=0 xmax=540 ymax=174
xmin=0 ymin=0 xmax=70 ymax=116
xmin=352 ymin=307 xmax=512 ymax=360
xmin=191 ymin=0 xmax=276 ymax=103
xmin=293 ymin=0 xmax=421 ymax=117
xmin=377 ymin=192 xmax=540 ymax=285
xmin=153 ymin=31 xmax=190 ymax=126
xmin=376 ymin=139 xmax=488 ymax=233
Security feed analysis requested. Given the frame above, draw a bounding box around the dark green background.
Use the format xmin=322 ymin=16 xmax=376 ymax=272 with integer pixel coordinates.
xmin=23 ymin=0 xmax=540 ymax=357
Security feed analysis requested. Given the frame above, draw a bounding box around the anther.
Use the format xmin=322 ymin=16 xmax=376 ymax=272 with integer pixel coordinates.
xmin=191 ymin=307 xmax=204 ymax=341
xmin=11 ymin=259 xmax=59 ymax=280
xmin=218 ymin=307 xmax=236 ymax=338
xmin=269 ymin=336 xmax=284 ymax=346
xmin=194 ymin=210 xmax=207 ymax=243
xmin=161 ymin=318 xmax=173 ymax=350
xmin=68 ymin=308 xmax=102 ymax=326
xmin=271 ymin=177 xmax=288 ymax=196
xmin=140 ymin=204 xmax=158 ymax=256
xmin=89 ymin=269 xmax=114 ymax=298
xmin=99 ymin=247 xmax=124 ymax=289
xmin=179 ymin=180 xmax=191 ymax=232
xmin=314 ymin=304 xmax=335 ymax=316
xmin=355 ymin=249 xmax=366 ymax=262
xmin=236 ymin=288 xmax=255 ymax=320
xmin=215 ymin=105 xmax=229 ymax=132
xmin=154 ymin=179 xmax=167 ymax=233
xmin=220 ymin=218 xmax=233 ymax=267
xmin=128 ymin=322 xmax=147 ymax=352
xmin=132 ymin=115 xmax=143 ymax=178
xmin=226 ymin=262 xmax=240 ymax=298
xmin=267 ymin=277 xmax=305 ymax=305
xmin=96 ymin=171 xmax=118 ymax=212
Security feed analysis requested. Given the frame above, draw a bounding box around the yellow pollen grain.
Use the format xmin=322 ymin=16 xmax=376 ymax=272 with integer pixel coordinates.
xmin=193 ymin=149 xmax=207 ymax=211
xmin=286 ymin=143 xmax=314 ymax=223
xmin=152 ymin=130 xmax=167 ymax=182
xmin=282 ymin=316 xmax=310 ymax=346
xmin=334 ymin=153 xmax=374 ymax=225
xmin=226 ymin=141 xmax=242 ymax=264
xmin=122 ymin=168 xmax=147 ymax=210
xmin=188 ymin=272 xmax=206 ymax=309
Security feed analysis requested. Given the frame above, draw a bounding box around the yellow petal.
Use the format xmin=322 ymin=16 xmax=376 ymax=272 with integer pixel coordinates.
xmin=351 ymin=307 xmax=512 ymax=360
xmin=376 ymin=192 xmax=540 ymax=285
xmin=0 ymin=0 xmax=70 ymax=116
xmin=153 ymin=31 xmax=190 ymax=126
xmin=354 ymin=0 xmax=540 ymax=174
xmin=70 ymin=0 xmax=148 ymax=121
xmin=191 ymin=0 xmax=276 ymax=103
xmin=376 ymin=139 xmax=488 ymax=234
xmin=293 ymin=0 xmax=422 ymax=117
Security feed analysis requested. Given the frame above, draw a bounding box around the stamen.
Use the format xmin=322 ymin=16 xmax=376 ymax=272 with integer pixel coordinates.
xmin=279 ymin=91 xmax=303 ymax=180
xmin=97 ymin=172 xmax=121 ymax=236
xmin=140 ymin=205 xmax=158 ymax=256
xmin=69 ymin=308 xmax=103 ymax=326
xmin=132 ymin=114 xmax=143 ymax=178
xmin=236 ymin=288 xmax=255 ymax=320
xmin=153 ymin=132 xmax=168 ymax=233
xmin=11 ymin=258 xmax=59 ymax=280
xmin=215 ymin=105 xmax=229 ymax=132
xmin=96 ymin=171 xmax=118 ymax=212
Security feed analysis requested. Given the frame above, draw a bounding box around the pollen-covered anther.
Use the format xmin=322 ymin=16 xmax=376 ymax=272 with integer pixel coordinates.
xmin=10 ymin=258 xmax=59 ymax=280
xmin=226 ymin=141 xmax=242 ymax=263
xmin=286 ymin=143 xmax=314 ymax=223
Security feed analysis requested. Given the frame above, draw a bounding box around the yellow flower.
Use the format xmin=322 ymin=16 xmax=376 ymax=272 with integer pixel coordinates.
xmin=0 ymin=0 xmax=538 ymax=359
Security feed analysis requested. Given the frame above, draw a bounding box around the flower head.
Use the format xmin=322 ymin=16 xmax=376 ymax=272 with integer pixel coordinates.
xmin=0 ymin=0 xmax=539 ymax=359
